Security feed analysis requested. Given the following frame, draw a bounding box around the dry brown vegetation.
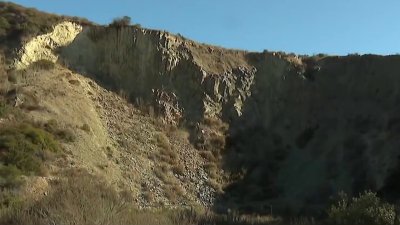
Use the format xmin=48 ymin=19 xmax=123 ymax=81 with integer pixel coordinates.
xmin=0 ymin=169 xmax=282 ymax=225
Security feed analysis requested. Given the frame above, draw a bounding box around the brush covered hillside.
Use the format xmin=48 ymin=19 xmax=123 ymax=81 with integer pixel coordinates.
xmin=1 ymin=2 xmax=400 ymax=225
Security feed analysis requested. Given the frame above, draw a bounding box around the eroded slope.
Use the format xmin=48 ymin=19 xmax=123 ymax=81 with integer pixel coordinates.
xmin=11 ymin=20 xmax=400 ymax=215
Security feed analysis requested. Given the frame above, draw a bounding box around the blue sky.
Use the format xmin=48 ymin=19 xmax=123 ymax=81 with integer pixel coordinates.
xmin=7 ymin=0 xmax=400 ymax=55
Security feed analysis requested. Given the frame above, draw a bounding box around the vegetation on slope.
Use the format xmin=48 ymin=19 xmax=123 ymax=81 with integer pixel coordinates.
xmin=0 ymin=122 xmax=60 ymax=186
xmin=0 ymin=2 xmax=91 ymax=58
xmin=2 ymin=2 xmax=400 ymax=225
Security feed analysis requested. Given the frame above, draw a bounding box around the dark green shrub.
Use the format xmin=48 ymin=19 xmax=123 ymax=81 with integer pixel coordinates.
xmin=0 ymin=165 xmax=22 ymax=187
xmin=0 ymin=123 xmax=60 ymax=185
xmin=109 ymin=16 xmax=131 ymax=27
xmin=327 ymin=191 xmax=396 ymax=225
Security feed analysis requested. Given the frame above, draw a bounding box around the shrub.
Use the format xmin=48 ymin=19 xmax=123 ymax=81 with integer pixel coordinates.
xmin=143 ymin=191 xmax=154 ymax=202
xmin=155 ymin=132 xmax=179 ymax=165
xmin=203 ymin=117 xmax=228 ymax=131
xmin=172 ymin=164 xmax=185 ymax=176
xmin=0 ymin=123 xmax=60 ymax=185
xmin=68 ymin=79 xmax=80 ymax=85
xmin=110 ymin=16 xmax=131 ymax=27
xmin=156 ymin=132 xmax=171 ymax=151
xmin=0 ymin=165 xmax=23 ymax=187
xmin=54 ymin=128 xmax=75 ymax=142
xmin=30 ymin=59 xmax=55 ymax=70
xmin=204 ymin=163 xmax=218 ymax=179
xmin=154 ymin=166 xmax=168 ymax=183
xmin=200 ymin=151 xmax=217 ymax=162
xmin=327 ymin=191 xmax=396 ymax=225
xmin=41 ymin=119 xmax=76 ymax=142
xmin=0 ymin=101 xmax=10 ymax=118
xmin=165 ymin=188 xmax=178 ymax=203
xmin=80 ymin=123 xmax=90 ymax=133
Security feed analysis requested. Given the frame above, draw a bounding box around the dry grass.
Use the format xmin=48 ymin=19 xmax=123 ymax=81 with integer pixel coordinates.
xmin=39 ymin=119 xmax=76 ymax=142
xmin=165 ymin=188 xmax=178 ymax=203
xmin=30 ymin=59 xmax=55 ymax=70
xmin=0 ymin=169 xmax=154 ymax=225
xmin=155 ymin=132 xmax=179 ymax=165
xmin=200 ymin=150 xmax=217 ymax=162
xmin=154 ymin=166 xmax=174 ymax=185
xmin=156 ymin=132 xmax=171 ymax=151
xmin=207 ymin=179 xmax=223 ymax=193
xmin=203 ymin=117 xmax=229 ymax=132
xmin=204 ymin=163 xmax=219 ymax=179
xmin=0 ymin=168 xmax=313 ymax=225
xmin=172 ymin=164 xmax=185 ymax=176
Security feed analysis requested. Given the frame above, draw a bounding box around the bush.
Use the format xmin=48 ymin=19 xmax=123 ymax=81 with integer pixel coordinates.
xmin=0 ymin=102 xmax=10 ymax=118
xmin=0 ymin=165 xmax=23 ymax=187
xmin=30 ymin=59 xmax=55 ymax=70
xmin=110 ymin=16 xmax=131 ymax=27
xmin=80 ymin=123 xmax=90 ymax=133
xmin=0 ymin=123 xmax=60 ymax=186
xmin=172 ymin=164 xmax=185 ymax=176
xmin=327 ymin=191 xmax=396 ymax=225
xmin=155 ymin=133 xmax=171 ymax=151
xmin=40 ymin=119 xmax=76 ymax=142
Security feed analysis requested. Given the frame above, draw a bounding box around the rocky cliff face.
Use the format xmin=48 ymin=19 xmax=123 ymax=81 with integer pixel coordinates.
xmin=14 ymin=22 xmax=400 ymax=214
xmin=58 ymin=26 xmax=256 ymax=123
xmin=222 ymin=54 xmax=400 ymax=214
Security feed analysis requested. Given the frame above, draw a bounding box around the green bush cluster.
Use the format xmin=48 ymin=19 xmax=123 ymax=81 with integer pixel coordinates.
xmin=327 ymin=191 xmax=396 ymax=225
xmin=0 ymin=123 xmax=60 ymax=186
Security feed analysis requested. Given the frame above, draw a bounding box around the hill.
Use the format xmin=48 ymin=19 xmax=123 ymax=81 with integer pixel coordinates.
xmin=1 ymin=2 xmax=400 ymax=225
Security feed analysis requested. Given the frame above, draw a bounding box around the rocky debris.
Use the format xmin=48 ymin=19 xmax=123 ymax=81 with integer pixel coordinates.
xmin=85 ymin=79 xmax=215 ymax=207
xmin=152 ymin=89 xmax=183 ymax=125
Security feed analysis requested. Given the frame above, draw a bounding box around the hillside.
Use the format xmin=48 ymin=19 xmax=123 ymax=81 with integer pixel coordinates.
xmin=1 ymin=2 xmax=400 ymax=225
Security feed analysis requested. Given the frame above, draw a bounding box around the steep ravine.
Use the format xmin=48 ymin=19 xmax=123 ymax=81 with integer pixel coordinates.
xmin=14 ymin=22 xmax=400 ymax=215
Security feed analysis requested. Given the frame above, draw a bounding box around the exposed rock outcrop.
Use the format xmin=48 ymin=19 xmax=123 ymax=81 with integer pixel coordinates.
xmin=13 ymin=21 xmax=400 ymax=215
xmin=14 ymin=21 xmax=82 ymax=70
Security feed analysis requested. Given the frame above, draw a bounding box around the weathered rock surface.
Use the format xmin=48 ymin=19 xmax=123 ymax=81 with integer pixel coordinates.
xmin=13 ymin=22 xmax=400 ymax=214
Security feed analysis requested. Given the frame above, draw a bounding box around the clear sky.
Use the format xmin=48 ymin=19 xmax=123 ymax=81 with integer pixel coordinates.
xmin=7 ymin=0 xmax=400 ymax=55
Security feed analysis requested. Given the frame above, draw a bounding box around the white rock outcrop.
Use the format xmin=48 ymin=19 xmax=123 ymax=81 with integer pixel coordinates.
xmin=14 ymin=21 xmax=82 ymax=69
